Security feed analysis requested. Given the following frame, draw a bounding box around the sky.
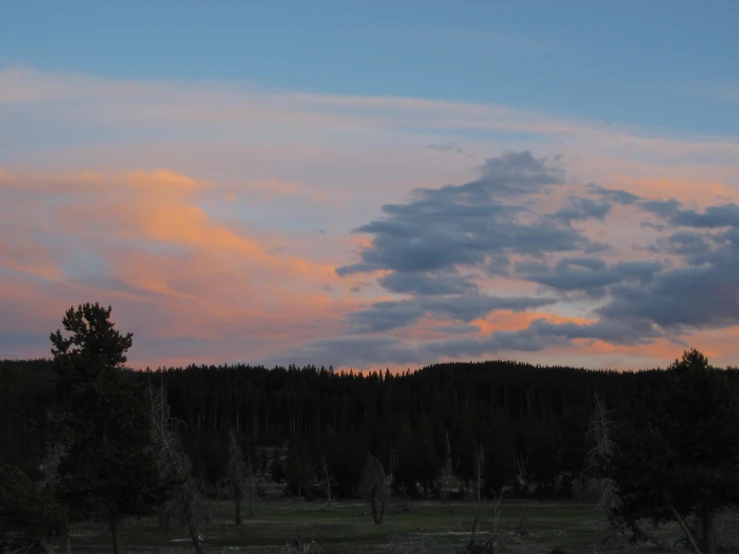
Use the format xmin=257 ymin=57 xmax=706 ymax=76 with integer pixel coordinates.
xmin=1 ymin=1 xmax=738 ymax=371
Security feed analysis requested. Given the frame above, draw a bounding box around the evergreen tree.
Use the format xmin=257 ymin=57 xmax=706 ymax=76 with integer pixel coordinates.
xmin=50 ymin=303 xmax=169 ymax=554
xmin=601 ymin=350 xmax=739 ymax=554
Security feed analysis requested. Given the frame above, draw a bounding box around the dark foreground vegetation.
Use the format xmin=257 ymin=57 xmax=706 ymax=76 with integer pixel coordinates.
xmin=2 ymin=303 xmax=739 ymax=553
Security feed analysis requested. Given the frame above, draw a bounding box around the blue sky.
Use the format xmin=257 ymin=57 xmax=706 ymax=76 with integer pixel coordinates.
xmin=3 ymin=1 xmax=738 ymax=135
xmin=1 ymin=2 xmax=739 ymax=370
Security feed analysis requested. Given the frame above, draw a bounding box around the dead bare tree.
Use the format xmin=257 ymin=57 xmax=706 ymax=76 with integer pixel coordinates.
xmin=38 ymin=442 xmax=66 ymax=489
xmin=148 ymin=381 xmax=209 ymax=554
xmin=487 ymin=492 xmax=504 ymax=540
xmin=582 ymin=394 xmax=618 ymax=510
xmin=319 ymin=453 xmax=336 ymax=508
xmin=462 ymin=445 xmax=496 ymax=553
xmin=359 ymin=453 xmax=389 ymax=524
xmin=470 ymin=445 xmax=483 ymax=537
xmin=513 ymin=454 xmax=527 ymax=494
xmin=227 ymin=430 xmax=255 ymax=524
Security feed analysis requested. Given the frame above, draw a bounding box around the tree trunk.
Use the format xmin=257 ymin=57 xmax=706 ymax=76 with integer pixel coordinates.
xmin=322 ymin=455 xmax=332 ymax=507
xmin=187 ymin=520 xmax=206 ymax=554
xmin=234 ymin=481 xmax=242 ymax=525
xmin=703 ymin=511 xmax=716 ymax=554
xmin=110 ymin=512 xmax=124 ymax=554
xmin=668 ymin=504 xmax=703 ymax=554
xmin=247 ymin=464 xmax=254 ymax=517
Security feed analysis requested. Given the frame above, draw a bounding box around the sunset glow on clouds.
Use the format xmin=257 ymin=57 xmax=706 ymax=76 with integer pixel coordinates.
xmin=2 ymin=5 xmax=738 ymax=373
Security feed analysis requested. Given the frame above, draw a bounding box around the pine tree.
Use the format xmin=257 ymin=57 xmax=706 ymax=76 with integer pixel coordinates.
xmin=601 ymin=350 xmax=739 ymax=554
xmin=51 ymin=303 xmax=169 ymax=554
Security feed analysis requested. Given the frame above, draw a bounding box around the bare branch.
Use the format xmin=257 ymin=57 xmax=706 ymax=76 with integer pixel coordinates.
xmin=147 ymin=382 xmax=208 ymax=554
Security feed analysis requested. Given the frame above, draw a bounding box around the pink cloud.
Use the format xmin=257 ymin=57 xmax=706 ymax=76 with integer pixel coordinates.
xmin=0 ymin=167 xmax=368 ymax=366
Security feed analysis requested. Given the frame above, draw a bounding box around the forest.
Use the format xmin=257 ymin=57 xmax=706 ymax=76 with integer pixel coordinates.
xmin=2 ymin=303 xmax=739 ymax=554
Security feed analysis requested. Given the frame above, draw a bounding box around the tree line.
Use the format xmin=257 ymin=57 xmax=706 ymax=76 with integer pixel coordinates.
xmin=1 ymin=303 xmax=738 ymax=554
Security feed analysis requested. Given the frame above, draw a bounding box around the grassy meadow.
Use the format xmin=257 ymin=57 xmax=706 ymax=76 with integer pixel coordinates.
xmin=55 ymin=497 xmax=691 ymax=554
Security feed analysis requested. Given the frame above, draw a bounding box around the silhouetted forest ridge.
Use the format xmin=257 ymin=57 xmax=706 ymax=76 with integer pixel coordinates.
xmin=4 ymin=356 xmax=739 ymax=500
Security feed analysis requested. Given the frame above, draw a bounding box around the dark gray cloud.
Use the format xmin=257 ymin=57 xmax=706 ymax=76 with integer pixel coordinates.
xmin=600 ymin=269 xmax=738 ymax=330
xmin=587 ymin=184 xmax=641 ymax=205
xmin=349 ymin=294 xmax=557 ymax=332
xmin=553 ymin=196 xmax=612 ymax=224
xmin=265 ymin=154 xmax=738 ymax=369
xmin=476 ymin=151 xmax=565 ymax=194
xmin=655 ymin=230 xmax=713 ymax=259
xmin=349 ymin=300 xmax=423 ymax=332
xmin=640 ymin=198 xmax=682 ymax=219
xmin=669 ymin=203 xmax=739 ymax=228
xmin=598 ymin=226 xmax=739 ymax=331
xmin=260 ymin=224 xmax=739 ymax=368
xmin=336 ymin=151 xmax=585 ymax=278
xmin=583 ymin=242 xmax=612 ymax=254
xmin=378 ymin=271 xmax=478 ymax=295
xmin=590 ymin=183 xmax=739 ymax=231
xmin=639 ymin=198 xmax=739 ymax=229
xmin=518 ymin=199 xmax=739 ymax=335
xmin=517 ymin=257 xmax=662 ymax=298
xmin=518 ymin=317 xmax=661 ymax=345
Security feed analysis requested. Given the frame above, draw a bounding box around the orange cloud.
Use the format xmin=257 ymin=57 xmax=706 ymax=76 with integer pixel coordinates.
xmin=0 ymin=167 xmax=370 ymax=366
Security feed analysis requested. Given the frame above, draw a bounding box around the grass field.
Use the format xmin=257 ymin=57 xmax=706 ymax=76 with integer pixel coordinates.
xmin=53 ymin=497 xmax=694 ymax=553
